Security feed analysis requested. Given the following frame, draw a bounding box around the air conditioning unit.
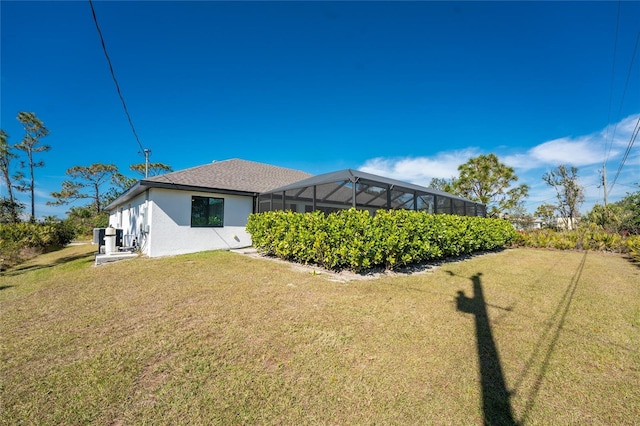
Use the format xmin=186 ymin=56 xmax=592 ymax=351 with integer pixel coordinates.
xmin=92 ymin=228 xmax=101 ymax=245
xmin=93 ymin=228 xmax=124 ymax=251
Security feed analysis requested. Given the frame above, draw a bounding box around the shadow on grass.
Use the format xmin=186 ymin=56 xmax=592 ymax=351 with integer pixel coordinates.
xmin=454 ymin=271 xmax=517 ymax=426
xmin=626 ymin=255 xmax=640 ymax=269
xmin=2 ymin=251 xmax=95 ymax=277
xmin=450 ymin=252 xmax=588 ymax=425
xmin=0 ymin=285 xmax=15 ymax=291
xmin=513 ymin=250 xmax=587 ymax=424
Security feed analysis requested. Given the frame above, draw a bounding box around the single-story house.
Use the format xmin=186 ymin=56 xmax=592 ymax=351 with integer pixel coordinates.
xmin=105 ymin=159 xmax=312 ymax=257
xmin=106 ymin=158 xmax=485 ymax=258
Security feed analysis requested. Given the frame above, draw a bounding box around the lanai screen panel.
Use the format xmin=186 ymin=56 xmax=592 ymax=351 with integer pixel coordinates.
xmin=257 ymin=192 xmax=286 ymax=212
xmin=290 ymin=186 xmax=314 ymax=204
xmin=417 ymin=194 xmax=435 ymax=213
xmin=317 ymin=180 xmax=353 ymax=205
xmin=258 ymin=193 xmax=271 ymax=212
xmin=308 ymin=180 xmax=354 ymax=213
xmin=355 ymin=180 xmax=388 ymax=209
xmin=436 ymin=195 xmax=452 ymax=214
xmin=453 ymin=199 xmax=466 ymax=216
xmin=390 ymin=188 xmax=414 ymax=210
xmin=272 ymin=192 xmax=284 ymax=211
xmin=286 ymin=186 xmax=315 ymax=212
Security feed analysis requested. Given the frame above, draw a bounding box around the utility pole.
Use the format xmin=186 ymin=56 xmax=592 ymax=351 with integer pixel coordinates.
xmin=602 ymin=163 xmax=608 ymax=206
xmin=144 ymin=148 xmax=151 ymax=178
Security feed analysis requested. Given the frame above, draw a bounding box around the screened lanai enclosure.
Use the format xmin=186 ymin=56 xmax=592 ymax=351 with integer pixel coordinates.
xmin=258 ymin=169 xmax=486 ymax=217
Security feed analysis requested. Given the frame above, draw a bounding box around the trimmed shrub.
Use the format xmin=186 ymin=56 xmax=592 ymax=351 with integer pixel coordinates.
xmin=247 ymin=209 xmax=516 ymax=271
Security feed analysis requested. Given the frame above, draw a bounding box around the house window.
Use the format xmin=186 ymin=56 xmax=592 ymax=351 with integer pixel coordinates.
xmin=191 ymin=196 xmax=224 ymax=227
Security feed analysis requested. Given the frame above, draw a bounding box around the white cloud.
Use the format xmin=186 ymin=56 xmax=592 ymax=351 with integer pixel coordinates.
xmin=359 ymin=148 xmax=480 ymax=186
xmin=528 ymin=137 xmax=605 ymax=167
xmin=502 ymin=153 xmax=537 ymax=170
xmin=516 ymin=113 xmax=638 ymax=169
xmin=607 ymin=114 xmax=640 ymax=148
xmin=357 ymin=114 xmax=639 ymax=213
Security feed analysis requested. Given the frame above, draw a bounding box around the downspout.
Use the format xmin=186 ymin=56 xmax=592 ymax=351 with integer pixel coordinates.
xmin=313 ymin=185 xmax=316 ymax=211
xmin=351 ymin=176 xmax=357 ymax=208
xmin=140 ymin=189 xmax=150 ymax=255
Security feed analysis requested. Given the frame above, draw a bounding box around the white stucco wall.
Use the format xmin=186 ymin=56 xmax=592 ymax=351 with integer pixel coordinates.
xmin=109 ymin=188 xmax=254 ymax=258
xmin=109 ymin=191 xmax=150 ymax=255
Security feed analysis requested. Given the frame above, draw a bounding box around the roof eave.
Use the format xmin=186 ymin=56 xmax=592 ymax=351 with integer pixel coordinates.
xmin=105 ymin=181 xmax=144 ymax=211
xmin=105 ymin=180 xmax=258 ymax=211
xmin=139 ymin=180 xmax=257 ymax=197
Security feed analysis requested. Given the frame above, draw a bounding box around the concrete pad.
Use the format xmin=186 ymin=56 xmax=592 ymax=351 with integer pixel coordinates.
xmin=230 ymin=247 xmax=257 ymax=255
xmin=95 ymin=252 xmax=139 ymax=266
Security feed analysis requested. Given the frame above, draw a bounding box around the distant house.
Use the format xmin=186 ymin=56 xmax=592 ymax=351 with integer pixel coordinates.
xmin=106 ymin=158 xmax=485 ymax=258
xmin=556 ymin=216 xmax=579 ymax=231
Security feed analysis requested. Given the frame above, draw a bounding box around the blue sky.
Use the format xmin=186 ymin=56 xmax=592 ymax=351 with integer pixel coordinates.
xmin=1 ymin=1 xmax=639 ymax=219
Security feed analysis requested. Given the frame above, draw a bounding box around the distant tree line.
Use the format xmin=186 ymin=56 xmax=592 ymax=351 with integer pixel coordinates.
xmin=0 ymin=111 xmax=171 ymax=236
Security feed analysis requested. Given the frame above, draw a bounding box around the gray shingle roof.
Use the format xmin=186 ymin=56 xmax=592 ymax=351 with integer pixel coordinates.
xmin=144 ymin=158 xmax=312 ymax=193
xmin=105 ymin=158 xmax=312 ymax=211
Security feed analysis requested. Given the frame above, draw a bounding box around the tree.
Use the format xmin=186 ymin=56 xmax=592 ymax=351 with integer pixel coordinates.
xmin=618 ymin=187 xmax=640 ymax=234
xmin=449 ymin=153 xmax=529 ymax=217
xmin=99 ymin=161 xmax=172 ymax=208
xmin=0 ymin=198 xmax=25 ymax=224
xmin=584 ymin=204 xmax=626 ymax=234
xmin=130 ymin=162 xmax=172 ymax=178
xmin=14 ymin=112 xmax=50 ymax=221
xmin=534 ymin=203 xmax=557 ymax=229
xmin=584 ymin=186 xmax=640 ymax=235
xmin=0 ymin=129 xmax=21 ymax=222
xmin=542 ymin=165 xmax=584 ymax=230
xmin=63 ymin=205 xmax=109 ymax=236
xmin=428 ymin=177 xmax=454 ymax=192
xmin=103 ymin=172 xmax=137 ymax=207
xmin=506 ymin=202 xmax=536 ymax=231
xmin=48 ymin=163 xmax=120 ymax=214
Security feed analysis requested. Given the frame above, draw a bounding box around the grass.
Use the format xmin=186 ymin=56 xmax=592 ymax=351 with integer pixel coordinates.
xmin=1 ymin=244 xmax=638 ymax=425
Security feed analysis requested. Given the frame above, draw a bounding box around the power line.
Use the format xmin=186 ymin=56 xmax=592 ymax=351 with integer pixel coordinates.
xmin=605 ymin=31 xmax=640 ymax=166
xmin=608 ymin=115 xmax=640 ymax=193
xmin=617 ymin=182 xmax=639 ymax=189
xmin=88 ymin=0 xmax=145 ymax=156
xmin=604 ymin=0 xmax=622 ymax=165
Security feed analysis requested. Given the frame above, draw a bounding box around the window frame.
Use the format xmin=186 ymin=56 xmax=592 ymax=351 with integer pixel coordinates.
xmin=190 ymin=196 xmax=224 ymax=228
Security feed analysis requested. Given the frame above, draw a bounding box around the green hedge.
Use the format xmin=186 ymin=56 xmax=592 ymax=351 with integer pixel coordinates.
xmin=246 ymin=209 xmax=516 ymax=271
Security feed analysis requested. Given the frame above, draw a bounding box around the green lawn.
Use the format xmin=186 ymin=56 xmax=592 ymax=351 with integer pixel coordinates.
xmin=1 ymin=244 xmax=638 ymax=425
